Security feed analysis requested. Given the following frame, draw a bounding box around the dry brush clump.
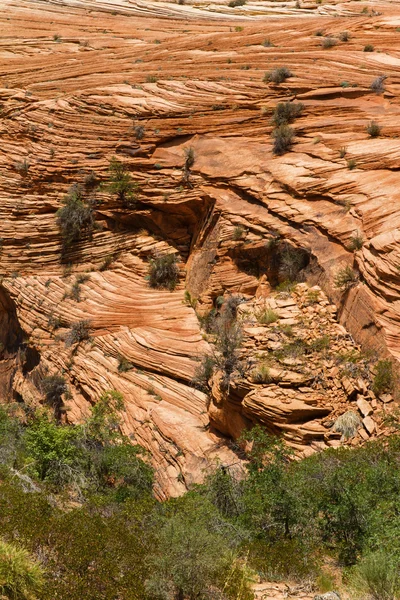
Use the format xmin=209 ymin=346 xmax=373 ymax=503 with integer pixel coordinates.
xmin=56 ymin=184 xmax=95 ymax=252
xmin=264 ymin=67 xmax=293 ymax=84
xmin=148 ymin=253 xmax=180 ymax=291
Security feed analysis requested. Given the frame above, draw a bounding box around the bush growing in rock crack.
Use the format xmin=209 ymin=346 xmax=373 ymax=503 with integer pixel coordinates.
xmin=272 ymin=124 xmax=294 ymax=155
xmin=148 ymin=253 xmax=180 ymax=290
xmin=108 ymin=157 xmax=140 ymax=208
xmin=272 ymin=101 xmax=304 ymax=126
xmin=56 ymin=184 xmax=94 ymax=251
xmin=263 ymin=67 xmax=293 ymax=84
xmin=64 ymin=320 xmax=91 ymax=347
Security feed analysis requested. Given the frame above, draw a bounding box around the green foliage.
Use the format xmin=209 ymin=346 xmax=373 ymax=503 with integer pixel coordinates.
xmin=334 ymin=265 xmax=358 ymax=290
xmin=108 ymin=157 xmax=139 ymax=207
xmin=272 ymin=101 xmax=304 ymax=126
xmin=148 ymin=253 xmax=180 ymax=290
xmin=56 ymin=184 xmax=94 ymax=251
xmin=0 ymin=539 xmax=44 ymax=600
xmin=256 ymin=307 xmax=279 ymax=324
xmin=372 ymin=359 xmax=394 ymax=396
xmin=272 ymin=124 xmax=294 ymax=155
xmin=192 ymin=354 xmax=215 ymax=392
xmin=349 ymin=551 xmax=400 ymax=600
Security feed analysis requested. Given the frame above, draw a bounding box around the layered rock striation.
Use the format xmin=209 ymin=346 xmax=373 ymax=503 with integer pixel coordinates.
xmin=1 ymin=0 xmax=400 ymax=495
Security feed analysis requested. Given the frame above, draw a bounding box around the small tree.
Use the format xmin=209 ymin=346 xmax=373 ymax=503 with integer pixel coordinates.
xmin=334 ymin=265 xmax=358 ymax=290
xmin=108 ymin=157 xmax=139 ymax=208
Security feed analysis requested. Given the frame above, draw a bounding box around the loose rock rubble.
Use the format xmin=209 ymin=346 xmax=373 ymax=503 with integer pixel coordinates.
xmin=208 ymin=283 xmax=394 ymax=455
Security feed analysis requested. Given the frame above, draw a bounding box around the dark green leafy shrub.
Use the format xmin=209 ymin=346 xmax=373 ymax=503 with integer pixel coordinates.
xmin=148 ymin=253 xmax=180 ymax=290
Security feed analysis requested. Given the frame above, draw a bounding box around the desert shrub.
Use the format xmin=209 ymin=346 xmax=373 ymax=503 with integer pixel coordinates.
xmin=334 ymin=265 xmax=358 ymax=290
xmin=145 ymin=497 xmax=254 ymax=600
xmin=364 ymin=44 xmax=374 ymax=52
xmin=41 ymin=375 xmax=68 ymax=418
xmin=56 ymin=184 xmax=94 ymax=251
xmin=349 ymin=552 xmax=399 ymax=600
xmin=339 ymin=30 xmax=350 ymax=41
xmin=229 ymin=0 xmax=246 ymax=6
xmin=148 ymin=253 xmax=180 ymax=290
xmin=250 ymin=363 xmax=272 ymax=383
xmin=213 ymin=317 xmax=243 ymax=387
xmin=263 ymin=67 xmax=292 ymax=84
xmin=134 ymin=125 xmax=145 ymax=140
xmin=118 ymin=355 xmax=133 ymax=373
xmin=370 ymin=75 xmax=386 ymax=94
xmin=272 ymin=101 xmax=304 ymax=126
xmin=321 ymin=37 xmax=337 ymax=49
xmin=278 ymin=244 xmax=307 ymax=282
xmin=192 ymin=355 xmax=215 ymax=392
xmin=339 ymin=146 xmax=347 ymax=158
xmin=367 ymin=121 xmax=381 ymax=138
xmin=224 ymin=294 xmax=244 ymax=320
xmin=67 ymin=274 xmax=90 ymax=302
xmin=349 ymin=232 xmax=364 ymax=251
xmin=108 ymin=157 xmax=139 ymax=208
xmin=272 ymin=125 xmax=294 ymax=155
xmin=47 ymin=313 xmax=62 ymax=330
xmin=83 ymin=171 xmax=99 ymax=189
xmin=256 ymin=308 xmax=279 ymax=324
xmin=14 ymin=159 xmax=30 ymax=176
xmin=64 ymin=319 xmax=91 ymax=347
xmin=0 ymin=539 xmax=44 ymax=600
xmin=146 ymin=74 xmax=158 ymax=83
xmin=372 ymin=359 xmax=394 ymax=396
xmin=233 ymin=224 xmax=246 ymax=240
xmin=184 ymin=147 xmax=195 ymax=169
xmin=309 ymin=334 xmax=330 ymax=353
xmin=347 ymin=158 xmax=357 ymax=170
xmin=262 ymin=38 xmax=273 ymax=47
xmin=333 ymin=411 xmax=361 ymax=440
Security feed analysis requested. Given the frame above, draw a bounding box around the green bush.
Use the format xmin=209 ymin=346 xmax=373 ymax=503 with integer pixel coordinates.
xmin=334 ymin=265 xmax=358 ymax=290
xmin=372 ymin=359 xmax=394 ymax=396
xmin=56 ymin=184 xmax=94 ymax=251
xmin=349 ymin=552 xmax=399 ymax=600
xmin=0 ymin=539 xmax=44 ymax=600
xmin=108 ymin=157 xmax=139 ymax=207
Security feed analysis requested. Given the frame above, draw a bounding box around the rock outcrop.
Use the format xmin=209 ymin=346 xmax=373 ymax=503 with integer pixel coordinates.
xmin=1 ymin=0 xmax=400 ymax=496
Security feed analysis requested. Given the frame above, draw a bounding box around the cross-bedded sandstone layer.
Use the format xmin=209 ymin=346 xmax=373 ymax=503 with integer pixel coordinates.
xmin=1 ymin=0 xmax=400 ymax=497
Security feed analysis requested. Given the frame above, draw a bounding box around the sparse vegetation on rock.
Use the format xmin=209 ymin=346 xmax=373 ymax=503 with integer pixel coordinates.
xmin=148 ymin=253 xmax=180 ymax=290
xmin=56 ymin=184 xmax=94 ymax=251
xmin=263 ymin=67 xmax=292 ymax=84
xmin=108 ymin=157 xmax=139 ymax=208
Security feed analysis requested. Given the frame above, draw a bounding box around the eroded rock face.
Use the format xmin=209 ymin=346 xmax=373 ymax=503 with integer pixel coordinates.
xmin=1 ymin=0 xmax=400 ymax=496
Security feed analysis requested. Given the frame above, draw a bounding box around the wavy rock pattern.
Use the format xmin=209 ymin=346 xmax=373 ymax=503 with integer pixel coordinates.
xmin=1 ymin=0 xmax=400 ymax=496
